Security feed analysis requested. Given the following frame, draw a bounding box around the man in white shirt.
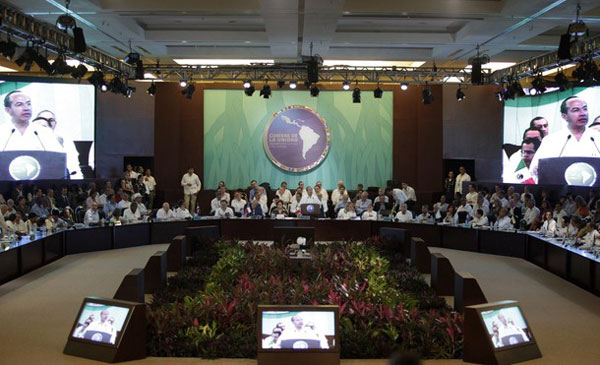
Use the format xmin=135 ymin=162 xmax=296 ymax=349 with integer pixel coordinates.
xmin=289 ymin=191 xmax=303 ymax=216
xmin=230 ymin=191 xmax=247 ymax=216
xmin=275 ymin=181 xmax=292 ymax=205
xmin=503 ymin=137 xmax=541 ymax=184
xmin=214 ymin=199 xmax=234 ymax=218
xmin=416 ymin=205 xmax=433 ymax=224
xmin=81 ymin=309 xmax=117 ymax=345
xmin=276 ymin=314 xmax=329 ymax=349
xmin=83 ymin=202 xmax=100 ymax=226
xmin=300 ymin=186 xmax=322 ymax=211
xmin=315 ymin=181 xmax=329 ymax=203
xmin=210 ymin=191 xmax=223 ymax=215
xmin=523 ymin=200 xmax=540 ymax=229
xmin=300 ymin=185 xmax=324 ymax=214
xmin=402 ymin=182 xmax=417 ymax=206
xmin=174 ymin=200 xmax=192 ymax=220
xmin=394 ymin=203 xmax=413 ymax=222
xmin=455 ymin=166 xmax=471 ymax=195
xmin=530 ymin=96 xmax=600 ymax=181
xmin=297 ymin=181 xmax=308 ymax=197
xmin=117 ymin=193 xmax=131 ymax=211
xmin=392 ymin=188 xmax=408 ymax=207
xmin=156 ymin=202 xmax=176 ymax=221
xmin=124 ymin=164 xmax=138 ymax=180
xmin=181 ymin=167 xmax=201 ymax=213
xmin=132 ymin=193 xmax=148 ymax=217
xmin=123 ymin=202 xmax=142 ymax=224
xmin=471 ymin=194 xmax=490 ymax=218
xmin=331 ymin=181 xmax=349 ymax=205
xmin=434 ymin=195 xmax=449 ymax=215
xmin=539 ymin=211 xmax=557 ymax=236
xmin=465 ymin=185 xmax=478 ymax=206
xmin=494 ymin=208 xmax=513 ymax=230
xmin=354 ymin=192 xmax=372 ymax=216
xmin=1 ymin=90 xmax=67 ymax=160
xmin=361 ymin=204 xmax=378 ymax=221
xmin=143 ymin=169 xmax=157 ymax=209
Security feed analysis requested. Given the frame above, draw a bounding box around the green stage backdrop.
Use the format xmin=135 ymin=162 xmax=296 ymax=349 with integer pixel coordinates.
xmin=204 ymin=89 xmax=393 ymax=190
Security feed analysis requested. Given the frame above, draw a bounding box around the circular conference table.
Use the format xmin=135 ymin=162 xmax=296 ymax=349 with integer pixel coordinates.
xmin=1 ymin=218 xmax=599 ymax=296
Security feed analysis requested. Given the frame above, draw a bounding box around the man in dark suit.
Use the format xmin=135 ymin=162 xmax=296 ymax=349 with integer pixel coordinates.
xmin=57 ymin=186 xmax=73 ymax=209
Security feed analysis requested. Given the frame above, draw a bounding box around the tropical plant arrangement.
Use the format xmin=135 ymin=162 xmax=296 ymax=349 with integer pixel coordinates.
xmin=147 ymin=237 xmax=463 ymax=359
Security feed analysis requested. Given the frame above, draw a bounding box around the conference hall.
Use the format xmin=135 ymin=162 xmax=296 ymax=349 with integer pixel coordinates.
xmin=1 ymin=1 xmax=600 ymax=364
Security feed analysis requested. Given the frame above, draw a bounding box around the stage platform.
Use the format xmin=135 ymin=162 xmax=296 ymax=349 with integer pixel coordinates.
xmin=1 ymin=243 xmax=599 ymax=364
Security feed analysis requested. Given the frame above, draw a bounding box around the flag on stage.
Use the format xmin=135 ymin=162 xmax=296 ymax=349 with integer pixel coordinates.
xmin=514 ymin=159 xmax=535 ymax=184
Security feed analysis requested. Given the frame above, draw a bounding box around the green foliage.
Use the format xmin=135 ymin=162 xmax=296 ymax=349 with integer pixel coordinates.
xmin=147 ymin=239 xmax=463 ymax=359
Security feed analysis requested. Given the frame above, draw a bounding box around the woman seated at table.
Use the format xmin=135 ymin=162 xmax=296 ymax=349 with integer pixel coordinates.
xmin=471 ymin=209 xmax=489 ymax=227
xmin=337 ymin=203 xmax=357 ymax=220
xmin=270 ymin=200 xmax=288 ymax=219
xmin=562 ymin=215 xmax=582 ymax=239
xmin=538 ymin=210 xmax=557 ymax=236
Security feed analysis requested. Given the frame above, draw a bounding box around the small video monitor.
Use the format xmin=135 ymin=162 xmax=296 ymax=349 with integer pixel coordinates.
xmin=464 ymin=300 xmax=541 ymax=365
xmin=258 ymin=305 xmax=339 ymax=352
xmin=64 ymin=297 xmax=147 ymax=363
xmin=70 ymin=300 xmax=131 ymax=346
xmin=480 ymin=306 xmax=532 ymax=349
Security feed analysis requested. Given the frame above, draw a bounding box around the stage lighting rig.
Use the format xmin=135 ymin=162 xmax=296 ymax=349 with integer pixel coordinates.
xmin=0 ymin=37 xmax=17 ymax=59
xmin=456 ymin=87 xmax=466 ymax=101
xmin=260 ymin=84 xmax=271 ymax=98
xmin=181 ymin=83 xmax=195 ymax=99
xmin=310 ymin=85 xmax=320 ymax=97
xmin=244 ymin=85 xmax=255 ymax=96
xmin=531 ymin=75 xmax=547 ymax=95
xmin=352 ymin=86 xmax=361 ymax=103
xmin=422 ymin=85 xmax=433 ymax=104
xmin=554 ymin=71 xmax=570 ymax=91
xmin=146 ymin=82 xmax=157 ymax=96
xmin=374 ymin=86 xmax=383 ymax=98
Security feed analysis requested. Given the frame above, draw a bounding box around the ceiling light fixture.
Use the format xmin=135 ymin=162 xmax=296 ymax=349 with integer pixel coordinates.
xmin=400 ymin=83 xmax=408 ymax=91
xmin=289 ymin=81 xmax=297 ymax=89
xmin=342 ymin=81 xmax=350 ymax=90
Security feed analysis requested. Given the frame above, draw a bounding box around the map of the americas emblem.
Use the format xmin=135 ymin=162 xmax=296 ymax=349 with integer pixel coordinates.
xmin=263 ymin=105 xmax=331 ymax=172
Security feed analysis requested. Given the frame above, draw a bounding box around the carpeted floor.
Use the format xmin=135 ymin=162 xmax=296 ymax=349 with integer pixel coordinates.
xmin=0 ymin=244 xmax=598 ymax=364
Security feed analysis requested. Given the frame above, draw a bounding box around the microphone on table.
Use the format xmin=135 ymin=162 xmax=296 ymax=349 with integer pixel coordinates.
xmin=2 ymin=128 xmax=15 ymax=151
xmin=558 ymin=134 xmax=571 ymax=157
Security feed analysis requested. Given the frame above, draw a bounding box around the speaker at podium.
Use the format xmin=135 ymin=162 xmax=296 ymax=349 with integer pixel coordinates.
xmin=538 ymin=157 xmax=600 ymax=186
xmin=0 ymin=151 xmax=68 ymax=180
